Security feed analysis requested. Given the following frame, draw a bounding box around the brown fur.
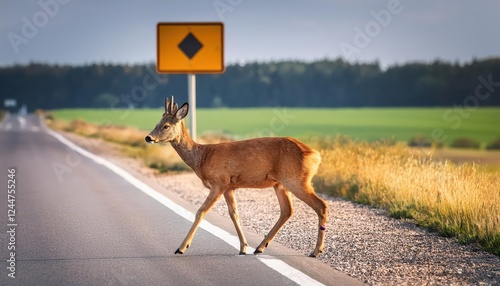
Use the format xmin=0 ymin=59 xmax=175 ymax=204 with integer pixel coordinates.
xmin=146 ymin=97 xmax=328 ymax=257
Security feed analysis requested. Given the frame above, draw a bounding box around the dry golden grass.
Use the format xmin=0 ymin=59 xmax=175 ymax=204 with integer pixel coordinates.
xmin=141 ymin=144 xmax=188 ymax=173
xmin=198 ymin=131 xmax=238 ymax=144
xmin=99 ymin=125 xmax=147 ymax=147
xmin=45 ymin=117 xmax=69 ymax=130
xmin=311 ymin=136 xmax=500 ymax=255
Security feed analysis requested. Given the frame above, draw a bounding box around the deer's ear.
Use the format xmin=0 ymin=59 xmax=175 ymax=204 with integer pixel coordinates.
xmin=175 ymin=103 xmax=189 ymax=120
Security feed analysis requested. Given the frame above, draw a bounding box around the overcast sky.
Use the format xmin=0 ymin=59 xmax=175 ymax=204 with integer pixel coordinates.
xmin=1 ymin=0 xmax=499 ymax=68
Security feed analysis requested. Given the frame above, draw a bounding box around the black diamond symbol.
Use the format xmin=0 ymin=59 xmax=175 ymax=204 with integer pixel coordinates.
xmin=178 ymin=33 xmax=203 ymax=59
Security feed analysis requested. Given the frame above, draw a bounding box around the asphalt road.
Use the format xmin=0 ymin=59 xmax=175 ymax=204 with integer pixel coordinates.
xmin=0 ymin=114 xmax=362 ymax=286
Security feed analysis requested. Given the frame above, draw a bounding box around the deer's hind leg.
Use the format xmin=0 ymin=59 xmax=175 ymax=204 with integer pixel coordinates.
xmin=254 ymin=183 xmax=293 ymax=254
xmin=224 ymin=189 xmax=248 ymax=254
xmin=284 ymin=180 xmax=327 ymax=257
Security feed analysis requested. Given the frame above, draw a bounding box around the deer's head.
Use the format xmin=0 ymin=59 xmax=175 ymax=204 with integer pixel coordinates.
xmin=145 ymin=96 xmax=188 ymax=144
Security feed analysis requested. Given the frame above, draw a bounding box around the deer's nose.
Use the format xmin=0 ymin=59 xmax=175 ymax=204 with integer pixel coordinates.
xmin=145 ymin=135 xmax=154 ymax=143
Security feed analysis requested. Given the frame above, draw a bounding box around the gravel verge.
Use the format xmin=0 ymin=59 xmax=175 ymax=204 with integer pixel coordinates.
xmin=61 ymin=132 xmax=500 ymax=286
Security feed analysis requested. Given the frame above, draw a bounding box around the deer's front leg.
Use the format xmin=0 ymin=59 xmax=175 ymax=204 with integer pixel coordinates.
xmin=224 ymin=189 xmax=248 ymax=255
xmin=175 ymin=189 xmax=223 ymax=254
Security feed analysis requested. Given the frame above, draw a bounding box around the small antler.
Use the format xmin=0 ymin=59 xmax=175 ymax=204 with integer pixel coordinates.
xmin=165 ymin=97 xmax=170 ymax=114
xmin=170 ymin=96 xmax=179 ymax=114
xmin=172 ymin=100 xmax=178 ymax=114
xmin=165 ymin=96 xmax=178 ymax=115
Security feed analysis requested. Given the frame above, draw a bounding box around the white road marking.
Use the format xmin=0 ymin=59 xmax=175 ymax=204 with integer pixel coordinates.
xmin=259 ymin=257 xmax=325 ymax=285
xmin=18 ymin=116 xmax=26 ymax=129
xmin=46 ymin=129 xmax=324 ymax=286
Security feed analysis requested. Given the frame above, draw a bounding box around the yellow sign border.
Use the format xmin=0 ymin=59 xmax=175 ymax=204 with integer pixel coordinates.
xmin=156 ymin=22 xmax=224 ymax=74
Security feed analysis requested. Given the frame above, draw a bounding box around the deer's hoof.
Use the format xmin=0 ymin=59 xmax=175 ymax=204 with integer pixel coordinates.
xmin=239 ymin=251 xmax=246 ymax=255
xmin=308 ymin=249 xmax=322 ymax=257
xmin=253 ymin=249 xmax=263 ymax=254
xmin=175 ymin=248 xmax=184 ymax=254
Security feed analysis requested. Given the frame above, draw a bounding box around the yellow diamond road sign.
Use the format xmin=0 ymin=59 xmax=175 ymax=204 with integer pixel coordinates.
xmin=157 ymin=22 xmax=224 ymax=73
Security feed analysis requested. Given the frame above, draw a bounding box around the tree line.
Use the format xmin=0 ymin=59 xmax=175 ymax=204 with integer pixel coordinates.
xmin=1 ymin=57 xmax=499 ymax=111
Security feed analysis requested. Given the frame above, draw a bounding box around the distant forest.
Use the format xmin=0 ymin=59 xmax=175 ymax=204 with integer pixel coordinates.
xmin=1 ymin=58 xmax=499 ymax=111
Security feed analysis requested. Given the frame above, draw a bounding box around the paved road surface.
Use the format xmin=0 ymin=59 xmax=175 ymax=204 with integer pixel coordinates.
xmin=0 ymin=113 xmax=362 ymax=286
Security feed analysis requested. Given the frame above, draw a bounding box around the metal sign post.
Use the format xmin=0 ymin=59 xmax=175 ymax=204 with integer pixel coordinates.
xmin=187 ymin=74 xmax=196 ymax=141
xmin=156 ymin=22 xmax=224 ymax=141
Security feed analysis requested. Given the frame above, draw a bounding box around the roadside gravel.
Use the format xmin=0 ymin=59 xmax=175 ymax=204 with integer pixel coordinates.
xmin=63 ymin=132 xmax=500 ymax=286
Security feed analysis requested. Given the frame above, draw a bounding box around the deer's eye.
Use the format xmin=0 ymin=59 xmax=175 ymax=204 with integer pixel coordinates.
xmin=163 ymin=125 xmax=170 ymax=130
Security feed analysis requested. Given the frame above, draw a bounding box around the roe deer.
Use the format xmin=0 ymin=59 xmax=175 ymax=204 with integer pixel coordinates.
xmin=145 ymin=96 xmax=328 ymax=257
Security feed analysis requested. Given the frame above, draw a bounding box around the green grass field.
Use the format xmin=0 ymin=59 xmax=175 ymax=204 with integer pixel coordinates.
xmin=50 ymin=107 xmax=500 ymax=145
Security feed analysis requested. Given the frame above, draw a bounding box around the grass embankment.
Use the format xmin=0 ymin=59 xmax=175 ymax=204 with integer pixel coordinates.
xmin=312 ymin=137 xmax=499 ymax=255
xmin=47 ymin=116 xmax=500 ymax=256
